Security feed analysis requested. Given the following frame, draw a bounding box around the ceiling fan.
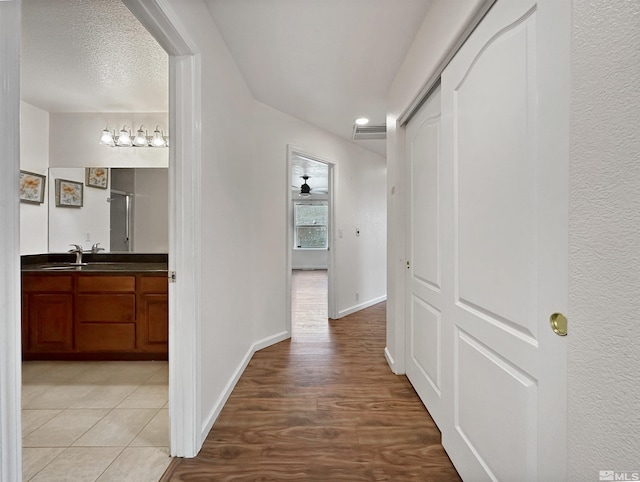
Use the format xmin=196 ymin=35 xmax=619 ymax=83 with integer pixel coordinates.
xmin=293 ymin=175 xmax=328 ymax=197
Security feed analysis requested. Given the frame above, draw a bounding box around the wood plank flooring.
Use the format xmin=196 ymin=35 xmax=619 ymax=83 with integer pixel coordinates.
xmin=161 ymin=270 xmax=460 ymax=481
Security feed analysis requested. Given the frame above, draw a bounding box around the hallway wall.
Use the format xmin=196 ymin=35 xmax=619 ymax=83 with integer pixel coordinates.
xmin=568 ymin=0 xmax=640 ymax=476
xmin=251 ymin=101 xmax=387 ymax=341
xmin=161 ymin=0 xmax=258 ymax=442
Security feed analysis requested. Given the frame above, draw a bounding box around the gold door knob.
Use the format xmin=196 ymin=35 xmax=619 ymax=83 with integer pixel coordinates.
xmin=549 ymin=313 xmax=568 ymax=336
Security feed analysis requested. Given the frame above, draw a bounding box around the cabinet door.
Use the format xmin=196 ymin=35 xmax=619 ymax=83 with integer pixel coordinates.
xmin=137 ymin=276 xmax=168 ymax=354
xmin=27 ymin=293 xmax=74 ymax=352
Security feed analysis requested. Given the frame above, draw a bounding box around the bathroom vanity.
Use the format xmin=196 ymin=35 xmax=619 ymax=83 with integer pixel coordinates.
xmin=21 ymin=253 xmax=168 ymax=360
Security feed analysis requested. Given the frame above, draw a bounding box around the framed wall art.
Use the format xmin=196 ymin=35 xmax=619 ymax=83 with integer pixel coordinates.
xmin=55 ymin=178 xmax=83 ymax=208
xmin=19 ymin=170 xmax=46 ymax=204
xmin=85 ymin=167 xmax=109 ymax=189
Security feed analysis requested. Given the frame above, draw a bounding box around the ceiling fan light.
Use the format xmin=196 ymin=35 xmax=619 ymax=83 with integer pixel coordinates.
xmin=99 ymin=127 xmax=115 ymax=147
xmin=116 ymin=126 xmax=132 ymax=147
xmin=300 ymin=175 xmax=312 ymax=196
xmin=133 ymin=125 xmax=148 ymax=146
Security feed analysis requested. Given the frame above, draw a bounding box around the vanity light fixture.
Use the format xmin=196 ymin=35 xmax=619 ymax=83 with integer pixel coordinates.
xmin=99 ymin=124 xmax=169 ymax=148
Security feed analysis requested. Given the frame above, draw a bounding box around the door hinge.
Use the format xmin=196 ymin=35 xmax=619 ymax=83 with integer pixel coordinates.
xmin=169 ymin=271 xmax=177 ymax=283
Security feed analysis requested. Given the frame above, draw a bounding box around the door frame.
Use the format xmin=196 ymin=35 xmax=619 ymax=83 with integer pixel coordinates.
xmin=0 ymin=1 xmax=22 ymax=480
xmin=286 ymin=145 xmax=337 ymax=337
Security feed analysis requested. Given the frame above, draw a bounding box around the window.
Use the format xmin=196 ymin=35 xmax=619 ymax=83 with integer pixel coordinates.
xmin=294 ymin=202 xmax=328 ymax=249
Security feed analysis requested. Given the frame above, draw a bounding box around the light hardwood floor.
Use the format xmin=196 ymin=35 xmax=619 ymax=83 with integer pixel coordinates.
xmin=162 ymin=269 xmax=460 ymax=481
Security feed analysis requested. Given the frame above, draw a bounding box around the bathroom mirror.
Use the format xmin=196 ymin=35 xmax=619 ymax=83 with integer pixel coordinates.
xmin=46 ymin=167 xmax=168 ymax=254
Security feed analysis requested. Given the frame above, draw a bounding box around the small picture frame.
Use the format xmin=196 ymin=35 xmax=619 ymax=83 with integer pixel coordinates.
xmin=85 ymin=167 xmax=109 ymax=189
xmin=55 ymin=178 xmax=83 ymax=208
xmin=19 ymin=170 xmax=46 ymax=204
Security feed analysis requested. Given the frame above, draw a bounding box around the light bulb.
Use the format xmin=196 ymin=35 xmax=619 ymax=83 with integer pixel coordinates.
xmin=151 ymin=126 xmax=166 ymax=147
xmin=133 ymin=126 xmax=148 ymax=147
xmin=116 ymin=126 xmax=132 ymax=147
xmin=99 ymin=128 xmax=115 ymax=147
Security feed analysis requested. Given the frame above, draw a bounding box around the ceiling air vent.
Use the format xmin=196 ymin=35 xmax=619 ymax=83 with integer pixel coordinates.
xmin=352 ymin=124 xmax=386 ymax=140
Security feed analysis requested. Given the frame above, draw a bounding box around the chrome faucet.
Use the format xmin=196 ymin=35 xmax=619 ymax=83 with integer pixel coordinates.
xmin=91 ymin=243 xmax=105 ymax=254
xmin=68 ymin=244 xmax=83 ymax=264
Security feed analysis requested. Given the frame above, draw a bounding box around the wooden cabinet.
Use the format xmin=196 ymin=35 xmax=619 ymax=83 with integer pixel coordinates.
xmin=138 ymin=276 xmax=169 ymax=354
xmin=22 ymin=272 xmax=168 ymax=360
xmin=22 ymin=275 xmax=74 ymax=354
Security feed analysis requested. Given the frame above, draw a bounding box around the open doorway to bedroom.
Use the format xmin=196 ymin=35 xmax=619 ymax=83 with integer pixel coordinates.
xmin=287 ymin=148 xmax=336 ymax=338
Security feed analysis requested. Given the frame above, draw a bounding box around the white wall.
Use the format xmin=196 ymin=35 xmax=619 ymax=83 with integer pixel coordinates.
xmin=49 ymin=112 xmax=168 ymax=168
xmin=568 ymin=0 xmax=640 ymax=476
xmin=252 ymin=100 xmax=387 ymax=340
xmin=133 ymin=168 xmax=168 ymax=253
xmin=20 ymin=102 xmax=49 ymax=254
xmin=161 ymin=0 xmax=259 ymax=441
xmin=47 ymin=168 xmax=110 ymax=252
xmin=385 ymin=0 xmax=485 ymax=373
xmin=292 ymin=250 xmax=329 ymax=270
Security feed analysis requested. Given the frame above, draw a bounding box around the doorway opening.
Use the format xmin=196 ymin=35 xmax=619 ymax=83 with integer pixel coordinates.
xmin=287 ymin=147 xmax=336 ymax=338
xmin=19 ymin=1 xmax=171 ymax=477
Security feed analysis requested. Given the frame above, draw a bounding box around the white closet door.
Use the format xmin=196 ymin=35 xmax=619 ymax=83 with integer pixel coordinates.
xmin=438 ymin=0 xmax=568 ymax=480
xmin=405 ymin=85 xmax=444 ymax=429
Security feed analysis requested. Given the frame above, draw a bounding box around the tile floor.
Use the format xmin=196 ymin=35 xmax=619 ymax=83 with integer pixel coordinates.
xmin=22 ymin=360 xmax=171 ymax=481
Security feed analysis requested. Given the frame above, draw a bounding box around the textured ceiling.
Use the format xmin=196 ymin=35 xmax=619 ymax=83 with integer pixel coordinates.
xmin=205 ymin=0 xmax=433 ymax=156
xmin=21 ymin=0 xmax=168 ymax=113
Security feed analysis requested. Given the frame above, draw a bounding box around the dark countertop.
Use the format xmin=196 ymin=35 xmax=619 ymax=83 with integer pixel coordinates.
xmin=21 ymin=253 xmax=168 ymax=274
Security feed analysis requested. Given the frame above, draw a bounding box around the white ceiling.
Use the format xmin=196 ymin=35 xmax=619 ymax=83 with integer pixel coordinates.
xmin=205 ymin=0 xmax=433 ymax=156
xmin=291 ymin=153 xmax=329 ymax=194
xmin=21 ymin=0 xmax=433 ymax=157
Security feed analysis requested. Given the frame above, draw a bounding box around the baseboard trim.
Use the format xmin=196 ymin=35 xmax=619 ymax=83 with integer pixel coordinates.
xmin=337 ymin=295 xmax=387 ymax=319
xmin=384 ymin=346 xmax=397 ymax=373
xmin=200 ymin=330 xmax=290 ymax=439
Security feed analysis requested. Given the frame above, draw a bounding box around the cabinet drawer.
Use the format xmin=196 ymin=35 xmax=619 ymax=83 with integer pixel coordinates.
xmin=77 ymin=294 xmax=135 ymax=322
xmin=139 ymin=276 xmax=168 ymax=293
xmin=76 ymin=323 xmax=136 ymax=351
xmin=23 ymin=275 xmax=73 ymax=292
xmin=78 ymin=276 xmax=135 ymax=292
